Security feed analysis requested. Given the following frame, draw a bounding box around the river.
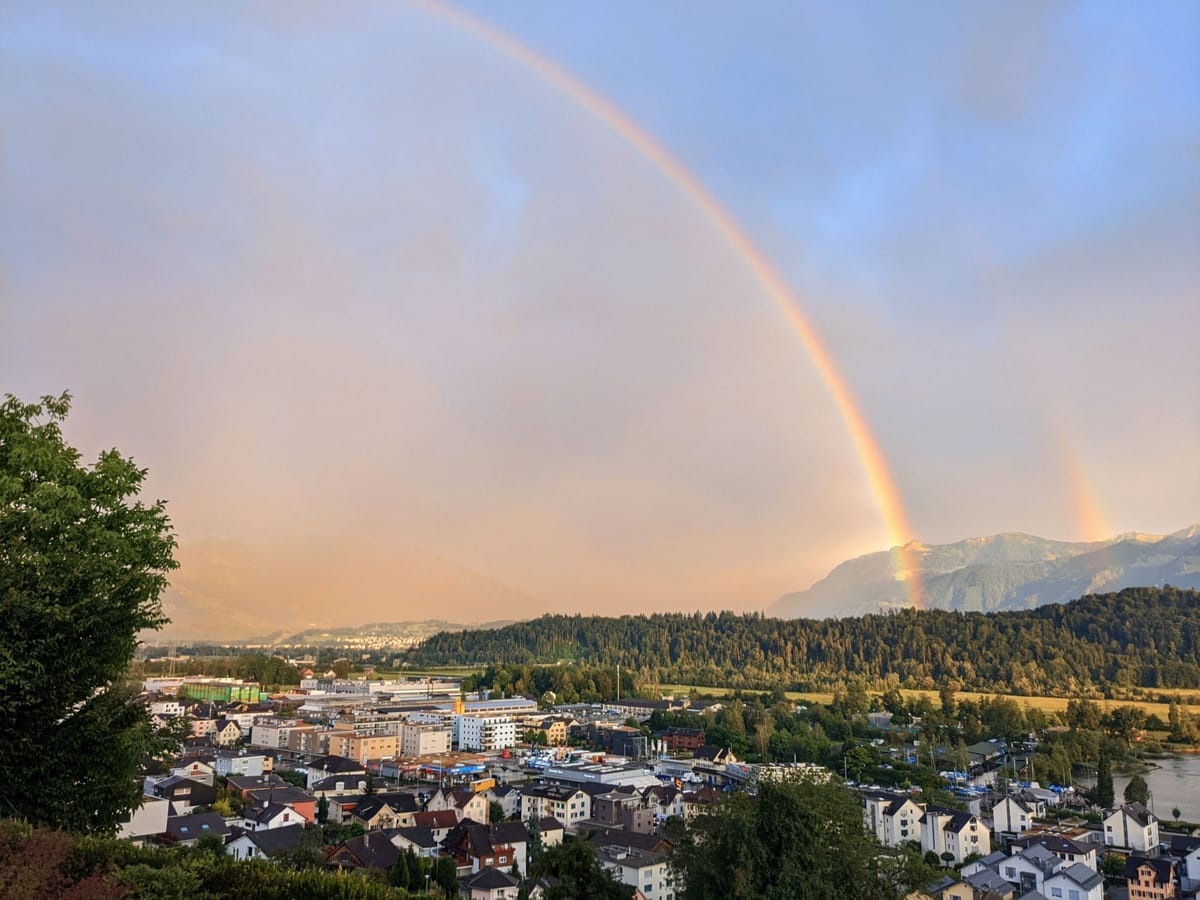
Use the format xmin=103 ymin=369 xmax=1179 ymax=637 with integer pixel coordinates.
xmin=1079 ymin=753 xmax=1200 ymax=822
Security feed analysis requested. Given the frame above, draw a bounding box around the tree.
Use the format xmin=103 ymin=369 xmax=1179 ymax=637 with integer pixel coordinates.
xmin=531 ymin=835 xmax=627 ymax=899
xmin=1100 ymin=853 xmax=1125 ymax=878
xmin=316 ymin=794 xmax=330 ymax=825
xmin=0 ymin=392 xmax=178 ymax=833
xmin=670 ymin=774 xmax=934 ymax=899
xmin=1124 ymin=773 xmax=1150 ymax=805
xmin=1094 ymin=747 xmax=1114 ymax=809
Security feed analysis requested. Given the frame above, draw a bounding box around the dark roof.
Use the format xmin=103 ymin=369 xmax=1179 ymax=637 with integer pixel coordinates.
xmin=467 ymin=867 xmax=519 ymax=889
xmin=391 ymin=826 xmax=438 ymax=850
xmin=308 ymin=755 xmax=366 ymax=774
xmin=243 ymin=824 xmax=305 ymax=857
xmin=243 ymin=802 xmax=293 ymax=824
xmin=414 ymin=809 xmax=459 ymax=829
xmin=585 ymin=827 xmax=671 ymax=854
xmin=163 ymin=813 xmax=231 ymax=842
xmin=310 ymin=774 xmax=367 ymax=792
xmin=1055 ymin=863 xmax=1102 ymax=890
xmin=1124 ymin=855 xmax=1175 ymax=883
xmin=1115 ymin=802 xmax=1157 ymax=827
xmin=333 ymin=832 xmax=400 ymax=869
xmin=245 ymin=787 xmax=313 ymax=807
xmin=1010 ymin=834 xmax=1093 ymax=856
xmin=489 ymin=821 xmax=531 ymax=846
xmin=692 ymin=746 xmax=729 ymax=761
xmin=227 ymin=774 xmax=290 ymax=792
xmin=376 ymin=791 xmax=421 ymax=813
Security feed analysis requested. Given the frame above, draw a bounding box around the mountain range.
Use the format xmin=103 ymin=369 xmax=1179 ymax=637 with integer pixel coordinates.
xmin=158 ymin=534 xmax=531 ymax=640
xmin=768 ymin=523 xmax=1200 ymax=619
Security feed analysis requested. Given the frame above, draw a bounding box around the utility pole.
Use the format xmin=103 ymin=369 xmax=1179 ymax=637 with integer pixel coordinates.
xmin=616 ymin=664 xmax=620 ymax=703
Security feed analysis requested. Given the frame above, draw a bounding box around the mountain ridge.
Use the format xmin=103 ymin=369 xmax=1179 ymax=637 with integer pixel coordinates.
xmin=768 ymin=524 xmax=1200 ymax=619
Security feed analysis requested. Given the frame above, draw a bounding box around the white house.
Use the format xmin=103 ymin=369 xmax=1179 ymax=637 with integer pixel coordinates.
xmin=920 ymin=806 xmax=990 ymax=865
xmin=863 ymin=791 xmax=923 ymax=847
xmin=214 ymin=751 xmax=266 ymax=778
xmin=1042 ymin=862 xmax=1105 ymax=900
xmin=594 ymin=841 xmax=674 ymax=900
xmin=226 ymin=824 xmax=305 ymax=861
xmin=170 ymin=760 xmax=215 ymax=786
xmin=241 ymin=801 xmax=303 ymax=832
xmin=116 ymin=795 xmax=170 ymax=845
xmin=521 ymin=783 xmax=592 ymax=830
xmin=1103 ymin=803 xmax=1158 ymax=852
xmin=991 ymin=793 xmax=1044 ymax=840
xmin=998 ymin=843 xmax=1061 ymax=895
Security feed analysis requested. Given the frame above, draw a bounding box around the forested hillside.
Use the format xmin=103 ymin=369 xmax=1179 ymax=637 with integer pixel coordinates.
xmin=407 ymin=587 xmax=1200 ymax=695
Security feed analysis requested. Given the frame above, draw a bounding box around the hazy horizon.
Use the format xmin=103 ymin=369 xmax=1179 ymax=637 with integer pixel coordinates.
xmin=4 ymin=2 xmax=1197 ymax=632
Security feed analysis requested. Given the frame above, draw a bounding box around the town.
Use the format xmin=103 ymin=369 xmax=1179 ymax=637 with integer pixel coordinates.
xmin=113 ymin=665 xmax=1200 ymax=899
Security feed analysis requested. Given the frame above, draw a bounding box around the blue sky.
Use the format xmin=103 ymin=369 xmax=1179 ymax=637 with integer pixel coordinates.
xmin=2 ymin=1 xmax=1197 ymax=623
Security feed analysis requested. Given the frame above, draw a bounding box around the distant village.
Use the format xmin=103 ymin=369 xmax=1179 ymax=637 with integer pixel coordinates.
xmin=127 ymin=667 xmax=1200 ymax=899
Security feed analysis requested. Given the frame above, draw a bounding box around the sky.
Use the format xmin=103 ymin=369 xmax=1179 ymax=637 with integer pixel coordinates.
xmin=2 ymin=1 xmax=1198 ymax=629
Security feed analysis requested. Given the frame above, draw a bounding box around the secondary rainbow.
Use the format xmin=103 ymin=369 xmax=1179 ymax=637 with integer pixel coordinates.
xmin=413 ymin=0 xmax=925 ymax=607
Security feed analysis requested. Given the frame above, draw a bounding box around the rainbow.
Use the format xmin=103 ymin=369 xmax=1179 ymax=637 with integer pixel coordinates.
xmin=412 ymin=0 xmax=925 ymax=607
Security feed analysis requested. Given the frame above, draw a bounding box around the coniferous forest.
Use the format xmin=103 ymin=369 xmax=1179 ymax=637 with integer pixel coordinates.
xmin=406 ymin=587 xmax=1200 ymax=695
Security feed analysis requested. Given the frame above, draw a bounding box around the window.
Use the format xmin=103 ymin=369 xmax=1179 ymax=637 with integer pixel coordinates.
xmin=1050 ymin=890 xmax=1061 ymax=899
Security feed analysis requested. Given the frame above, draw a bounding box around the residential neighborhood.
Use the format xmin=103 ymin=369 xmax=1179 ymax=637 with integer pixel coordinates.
xmin=111 ymin=668 xmax=1200 ymax=900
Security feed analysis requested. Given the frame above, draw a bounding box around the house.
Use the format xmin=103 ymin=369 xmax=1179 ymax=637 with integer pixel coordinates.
xmin=996 ymin=843 xmax=1061 ymax=895
xmin=160 ymin=812 xmax=232 ymax=847
xmin=212 ymin=718 xmax=243 ymax=748
xmin=1041 ymin=862 xmax=1104 ymax=900
xmin=243 ymin=786 xmax=317 ymax=824
xmin=227 ymin=773 xmax=291 ymax=799
xmin=593 ymin=787 xmax=654 ymax=835
xmin=461 ymin=866 xmax=521 ymax=900
xmin=992 ymin=794 xmax=1045 ymax=840
xmin=116 ymin=795 xmax=170 ymax=845
xmin=309 ymin=775 xmax=369 ymax=798
xmin=681 ymin=786 xmax=722 ymax=822
xmin=1008 ymin=834 xmax=1097 ymax=872
xmin=429 ymin=787 xmax=491 ymax=823
xmin=863 ymin=791 xmax=924 ymax=847
xmin=1103 ymin=802 xmax=1159 ymax=852
xmin=349 ymin=796 xmax=407 ymax=831
xmin=305 ymin=755 xmax=367 ymax=790
xmin=414 ymin=809 xmax=461 ymax=842
xmin=593 ymin=839 xmax=674 ymax=900
xmin=1124 ymin=856 xmax=1177 ymax=900
xmin=150 ymin=775 xmax=218 ymax=814
xmin=1179 ymin=836 xmax=1200 ymax=894
xmin=942 ymin=868 xmax=1015 ymax=900
xmin=170 ymin=760 xmax=215 ymax=786
xmin=586 ymin=828 xmax=671 ymax=857
xmin=443 ymin=819 xmax=520 ymax=874
xmin=390 ymin=826 xmax=440 ymax=858
xmin=484 ymin=784 xmax=521 ymax=820
xmin=213 ymin=750 xmax=267 ymax=778
xmin=920 ymin=806 xmax=990 ymax=865
xmin=691 ymin=746 xmax=736 ymax=764
xmin=324 ymin=831 xmax=400 ymax=871
xmin=226 ymin=824 xmax=305 ymax=861
xmin=642 ymin=785 xmax=685 ymax=827
xmin=520 ymin=783 xmax=592 ymax=830
xmin=241 ymin=801 xmax=304 ymax=832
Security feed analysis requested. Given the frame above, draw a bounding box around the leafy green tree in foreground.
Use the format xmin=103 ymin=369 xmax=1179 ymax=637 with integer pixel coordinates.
xmin=671 ymin=775 xmax=935 ymax=900
xmin=0 ymin=392 xmax=178 ymax=832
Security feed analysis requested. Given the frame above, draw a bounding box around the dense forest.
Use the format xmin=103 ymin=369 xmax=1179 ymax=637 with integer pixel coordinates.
xmin=406 ymin=587 xmax=1200 ymax=695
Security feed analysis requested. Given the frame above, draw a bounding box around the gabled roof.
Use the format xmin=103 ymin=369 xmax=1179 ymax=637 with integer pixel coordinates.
xmin=242 ymin=824 xmax=305 ymax=857
xmin=1124 ymin=855 xmax=1175 ymax=882
xmin=391 ymin=826 xmax=438 ymax=850
xmin=1010 ymin=834 xmax=1092 ymax=857
xmin=307 ymin=755 xmax=366 ymax=774
xmin=1114 ymin=801 xmax=1157 ymax=827
xmin=163 ymin=813 xmax=231 ymax=842
xmin=310 ymin=774 xmax=367 ymax=792
xmin=414 ymin=809 xmax=459 ymax=829
xmin=243 ymin=802 xmax=292 ymax=824
xmin=228 ymin=774 xmax=290 ymax=793
xmin=585 ymin=827 xmax=672 ymax=854
xmin=1053 ymin=862 xmax=1102 ymax=890
xmin=467 ymin=867 xmax=520 ymax=889
xmin=328 ymin=832 xmax=400 ymax=869
xmin=245 ymin=787 xmax=313 ymax=807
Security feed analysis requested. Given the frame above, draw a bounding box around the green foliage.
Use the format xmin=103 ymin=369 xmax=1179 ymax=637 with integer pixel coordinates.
xmin=530 ymin=835 xmax=627 ymax=900
xmin=1100 ymin=852 xmax=1126 ymax=878
xmin=404 ymin=588 xmax=1200 ymax=695
xmin=1094 ymin=747 xmax=1114 ymax=809
xmin=0 ymin=392 xmax=179 ymax=833
xmin=671 ymin=775 xmax=935 ymax=899
xmin=1124 ymin=773 xmax=1150 ymax=805
xmin=0 ymin=819 xmax=416 ymax=898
